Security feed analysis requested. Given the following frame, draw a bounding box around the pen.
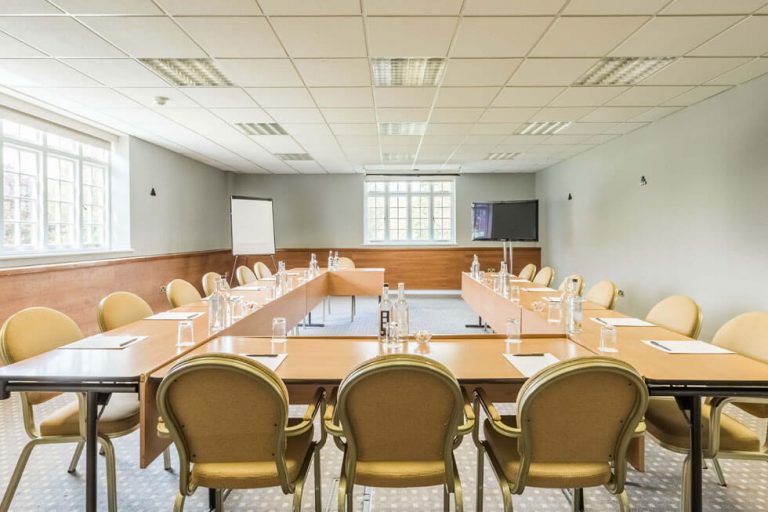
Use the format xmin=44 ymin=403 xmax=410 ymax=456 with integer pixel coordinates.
xmin=118 ymin=337 xmax=138 ymax=347
xmin=594 ymin=317 xmax=608 ymax=326
xmin=648 ymin=340 xmax=671 ymax=352
xmin=513 ymin=353 xmax=545 ymax=357
xmin=244 ymin=353 xmax=280 ymax=357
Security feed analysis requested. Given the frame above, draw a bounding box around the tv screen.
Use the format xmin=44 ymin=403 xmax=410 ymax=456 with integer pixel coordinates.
xmin=471 ymin=200 xmax=539 ymax=242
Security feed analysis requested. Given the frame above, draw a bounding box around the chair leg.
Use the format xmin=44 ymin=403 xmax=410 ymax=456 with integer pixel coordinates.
xmin=313 ymin=450 xmax=322 ymax=512
xmin=617 ymin=490 xmax=631 ymax=512
xmin=351 ymin=296 xmax=356 ymax=321
xmin=68 ymin=440 xmax=85 ymax=473
xmin=476 ymin=446 xmax=484 ymax=512
xmin=292 ymin=475 xmax=306 ymax=512
xmin=99 ymin=437 xmax=118 ymax=512
xmin=173 ymin=492 xmax=186 ymax=512
xmin=680 ymin=454 xmax=691 ymax=512
xmin=338 ymin=475 xmax=347 ymax=512
xmin=711 ymin=457 xmax=727 ymax=487
xmin=163 ymin=447 xmax=172 ymax=471
xmin=443 ymin=485 xmax=449 ymax=512
xmin=454 ymin=476 xmax=464 ymax=512
xmin=571 ymin=488 xmax=584 ymax=512
xmin=0 ymin=439 xmax=41 ymax=510
xmin=501 ymin=484 xmax=514 ymax=512
xmin=215 ymin=489 xmax=224 ymax=511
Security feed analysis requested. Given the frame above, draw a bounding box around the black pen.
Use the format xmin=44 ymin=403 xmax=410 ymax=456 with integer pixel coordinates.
xmin=648 ymin=340 xmax=671 ymax=352
xmin=244 ymin=353 xmax=280 ymax=357
xmin=513 ymin=353 xmax=545 ymax=357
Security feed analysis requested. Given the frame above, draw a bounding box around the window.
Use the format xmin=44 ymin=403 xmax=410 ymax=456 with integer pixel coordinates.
xmin=1 ymin=116 xmax=111 ymax=255
xmin=364 ymin=178 xmax=455 ymax=244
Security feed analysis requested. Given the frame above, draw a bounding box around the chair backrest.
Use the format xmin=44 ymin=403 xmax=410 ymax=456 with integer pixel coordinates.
xmin=157 ymin=354 xmax=293 ymax=492
xmin=557 ymin=274 xmax=585 ymax=295
xmin=532 ymin=266 xmax=555 ymax=287
xmin=201 ymin=272 xmax=221 ymax=297
xmin=236 ymin=265 xmax=257 ymax=286
xmin=513 ymin=357 xmax=648 ymax=493
xmin=334 ymin=354 xmax=464 ymax=485
xmin=518 ymin=263 xmax=537 ymax=281
xmin=166 ymin=279 xmax=202 ymax=308
xmin=585 ymin=280 xmax=617 ymax=309
xmin=254 ymin=261 xmax=273 ymax=279
xmin=337 ymin=257 xmax=355 ymax=270
xmin=97 ymin=291 xmax=153 ymax=332
xmin=645 ymin=295 xmax=703 ymax=338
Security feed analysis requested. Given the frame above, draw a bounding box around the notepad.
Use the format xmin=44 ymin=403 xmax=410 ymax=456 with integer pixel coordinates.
xmin=61 ymin=335 xmax=147 ymax=350
xmin=239 ymin=353 xmax=287 ymax=371
xmin=592 ymin=317 xmax=654 ymax=327
xmin=523 ymin=287 xmax=555 ymax=292
xmin=642 ymin=340 xmax=734 ymax=354
xmin=239 ymin=285 xmax=267 ymax=291
xmin=543 ymin=296 xmax=562 ymax=302
xmin=146 ymin=312 xmax=204 ymax=321
xmin=503 ymin=353 xmax=560 ymax=377
xmin=509 ymin=279 xmax=529 ymax=283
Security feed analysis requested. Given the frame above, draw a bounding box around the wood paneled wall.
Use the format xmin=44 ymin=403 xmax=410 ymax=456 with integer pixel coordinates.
xmin=246 ymin=247 xmax=540 ymax=290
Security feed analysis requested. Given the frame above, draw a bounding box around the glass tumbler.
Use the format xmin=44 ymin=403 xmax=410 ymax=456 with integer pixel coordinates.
xmin=506 ymin=318 xmax=521 ymax=344
xmin=599 ymin=325 xmax=618 ymax=353
xmin=547 ymin=301 xmax=563 ymax=324
xmin=177 ymin=320 xmax=194 ymax=347
xmin=272 ymin=317 xmax=287 ymax=343
xmin=386 ymin=321 xmax=400 ymax=346
xmin=509 ymin=285 xmax=520 ymax=305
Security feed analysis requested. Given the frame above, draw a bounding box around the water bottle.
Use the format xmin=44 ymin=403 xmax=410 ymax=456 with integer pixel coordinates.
xmin=333 ymin=251 xmax=340 ymax=270
xmin=328 ymin=250 xmax=334 ymax=271
xmin=276 ymin=260 xmax=287 ymax=296
xmin=566 ymin=278 xmax=583 ymax=334
xmin=208 ymin=278 xmax=225 ymax=333
xmin=394 ymin=282 xmax=409 ymax=339
xmin=377 ymin=283 xmax=393 ymax=342
xmin=470 ymin=254 xmax=480 ymax=279
xmin=308 ymin=253 xmax=317 ymax=277
xmin=497 ymin=261 xmax=508 ymax=295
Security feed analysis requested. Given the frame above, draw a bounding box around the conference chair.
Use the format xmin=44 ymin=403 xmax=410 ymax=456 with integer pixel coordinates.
xmin=324 ymin=354 xmax=475 ymax=512
xmin=97 ymin=291 xmax=153 ymax=332
xmin=585 ymin=280 xmax=618 ymax=309
xmin=645 ymin=295 xmax=703 ymax=339
xmin=202 ymin=271 xmax=222 ymax=296
xmin=335 ymin=257 xmax=357 ymax=321
xmin=557 ymin=274 xmax=585 ymax=296
xmin=166 ymin=278 xmax=202 ymax=308
xmin=474 ymin=357 xmax=648 ymax=512
xmin=517 ymin=264 xmax=536 ymax=281
xmin=532 ymin=266 xmax=555 ymax=287
xmin=253 ymin=261 xmax=273 ymax=279
xmin=644 ymin=312 xmax=768 ymax=506
xmin=236 ymin=265 xmax=258 ymax=286
xmin=157 ymin=353 xmax=325 ymax=512
xmin=0 ymin=307 xmax=141 ymax=512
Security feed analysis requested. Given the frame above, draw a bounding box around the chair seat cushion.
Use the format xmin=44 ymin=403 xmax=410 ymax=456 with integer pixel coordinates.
xmin=354 ymin=460 xmax=447 ymax=488
xmin=39 ymin=393 xmax=140 ymax=437
xmin=191 ymin=422 xmax=314 ymax=489
xmin=645 ymin=397 xmax=760 ymax=452
xmin=732 ymin=402 xmax=768 ymax=419
xmin=483 ymin=416 xmax=611 ymax=489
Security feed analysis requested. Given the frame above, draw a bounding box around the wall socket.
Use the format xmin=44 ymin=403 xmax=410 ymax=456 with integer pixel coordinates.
xmin=159 ymin=285 xmax=166 ymax=295
xmin=617 ymin=289 xmax=625 ymax=297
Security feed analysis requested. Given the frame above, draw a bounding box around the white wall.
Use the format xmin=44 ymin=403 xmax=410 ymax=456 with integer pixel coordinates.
xmin=535 ymin=73 xmax=768 ymax=340
xmin=229 ymin=172 xmax=537 ymax=248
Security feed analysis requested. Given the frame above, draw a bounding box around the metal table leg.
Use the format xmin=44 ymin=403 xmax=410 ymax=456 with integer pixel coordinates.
xmin=675 ymin=395 xmax=702 ymax=512
xmin=85 ymin=391 xmax=99 ymax=512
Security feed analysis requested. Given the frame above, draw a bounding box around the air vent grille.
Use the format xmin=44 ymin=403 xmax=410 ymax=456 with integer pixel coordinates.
xmin=276 ymin=153 xmax=313 ymax=161
xmin=575 ymin=57 xmax=675 ymax=86
xmin=486 ymin=152 xmax=520 ymax=161
xmin=140 ymin=58 xmax=233 ymax=87
xmin=372 ymin=58 xmax=446 ymax=86
xmin=234 ymin=123 xmax=287 ymax=136
xmin=378 ymin=122 xmax=427 ymax=136
xmin=519 ymin=121 xmax=572 ymax=136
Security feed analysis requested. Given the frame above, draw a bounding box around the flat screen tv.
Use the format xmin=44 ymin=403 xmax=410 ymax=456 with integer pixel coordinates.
xmin=471 ymin=200 xmax=539 ymax=242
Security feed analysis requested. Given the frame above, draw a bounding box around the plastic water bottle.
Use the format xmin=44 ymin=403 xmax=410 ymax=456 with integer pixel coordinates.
xmin=394 ymin=282 xmax=409 ymax=339
xmin=328 ymin=251 xmax=334 ymax=271
xmin=377 ymin=284 xmax=393 ymax=342
xmin=565 ymin=278 xmax=583 ymax=334
xmin=497 ymin=261 xmax=508 ymax=295
xmin=208 ymin=278 xmax=226 ymax=333
xmin=333 ymin=251 xmax=340 ymax=270
xmin=470 ymin=255 xmax=480 ymax=279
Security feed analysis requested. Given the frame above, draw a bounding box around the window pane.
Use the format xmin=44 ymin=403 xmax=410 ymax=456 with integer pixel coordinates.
xmin=3 ymin=120 xmax=43 ymax=144
xmin=47 ymin=133 xmax=79 ymax=154
xmin=2 ymin=145 xmax=41 ymax=250
xmin=82 ymin=144 xmax=109 ymax=162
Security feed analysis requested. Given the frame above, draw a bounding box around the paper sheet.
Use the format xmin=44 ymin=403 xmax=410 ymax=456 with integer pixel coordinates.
xmin=592 ymin=317 xmax=654 ymax=327
xmin=239 ymin=353 xmax=287 ymax=371
xmin=543 ymin=296 xmax=562 ymax=302
xmin=61 ymin=335 xmax=147 ymax=350
xmin=503 ymin=353 xmax=560 ymax=377
xmin=146 ymin=312 xmax=204 ymax=321
xmin=523 ymin=287 xmax=555 ymax=292
xmin=509 ymin=279 xmax=529 ymax=282
xmin=642 ymin=340 xmax=734 ymax=354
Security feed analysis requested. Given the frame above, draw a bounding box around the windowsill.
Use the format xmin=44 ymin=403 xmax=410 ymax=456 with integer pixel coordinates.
xmin=0 ymin=248 xmax=135 ymax=268
xmin=363 ymin=241 xmax=458 ymax=247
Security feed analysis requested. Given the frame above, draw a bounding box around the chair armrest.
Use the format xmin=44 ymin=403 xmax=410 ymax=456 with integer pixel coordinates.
xmin=704 ymin=396 xmax=768 ymax=454
xmin=474 ymin=388 xmax=521 ymax=438
xmin=286 ymin=388 xmax=325 ymax=437
xmin=322 ymin=387 xmax=345 ymax=438
xmin=456 ymin=387 xmax=476 ymax=436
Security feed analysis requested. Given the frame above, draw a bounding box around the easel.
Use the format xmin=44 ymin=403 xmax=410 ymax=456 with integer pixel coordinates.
xmin=228 ymin=254 xmax=278 ymax=287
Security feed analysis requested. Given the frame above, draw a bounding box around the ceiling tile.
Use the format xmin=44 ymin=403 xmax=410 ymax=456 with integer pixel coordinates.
xmin=452 ymin=17 xmax=552 ymax=57
xmin=364 ymin=0 xmax=462 ymax=15
xmin=507 ymin=58 xmax=598 ymax=86
xmin=0 ymin=59 xmax=100 ymax=86
xmin=661 ymin=0 xmax=767 ymax=14
xmin=462 ymin=0 xmax=567 ymax=15
xmin=294 ymin=59 xmax=371 ymax=87
xmin=0 ymin=1 xmax=62 ymax=14
xmin=441 ymin=58 xmax=521 ymax=86
xmin=31 ymin=87 xmax=139 ymax=108
xmin=708 ymin=57 xmax=768 ymax=84
xmin=55 ymin=0 xmax=161 ymax=14
xmin=610 ymin=16 xmax=742 ymax=57
xmin=62 ymin=58 xmax=169 ymax=86
xmin=606 ymin=85 xmax=692 ymax=106
xmin=281 ymin=123 xmax=334 ymax=136
xmin=425 ymin=123 xmax=473 ymax=134
xmin=422 ymin=134 xmax=466 ymax=145
xmin=183 ymin=87 xmax=259 ymax=108
xmin=270 ymin=17 xmax=366 ymax=58
xmin=82 ymin=17 xmax=205 ymax=58
xmin=0 ymin=32 xmax=44 ymax=57
xmin=116 ymin=87 xmax=200 ymax=107
xmin=562 ymin=0 xmax=668 ymax=15
xmin=330 ymin=123 xmax=378 ymax=135
xmin=251 ymin=135 xmax=305 ymax=153
xmin=216 ymin=59 xmax=303 ymax=87
xmin=258 ymin=0 xmax=359 ymax=15
xmin=530 ymin=16 xmax=648 ymax=57
xmin=548 ymin=86 xmax=628 ymax=106
xmin=641 ymin=57 xmax=751 ymax=85
xmin=0 ymin=17 xmax=124 ymax=57
xmin=689 ymin=17 xmax=768 ymax=56
xmin=492 ymin=86 xmax=565 ymax=106
xmin=321 ymin=108 xmax=376 ymax=123
xmin=629 ymin=106 xmax=682 ymax=122
xmin=469 ymin=123 xmax=522 ymax=134
xmin=429 ymin=108 xmax=484 ymax=122
xmin=529 ymin=107 xmax=595 ymax=121
xmin=245 ymin=87 xmax=316 ymax=108
xmin=289 ymin=161 xmax=328 ymax=174
xmin=580 ymin=106 xmax=651 ymax=122
xmin=266 ymin=108 xmax=326 ymax=123
xmin=310 ymin=87 xmax=373 ymax=108
xmin=542 ymin=134 xmax=590 ymax=144
xmin=175 ymin=17 xmax=285 ymax=58
xmin=434 ymin=87 xmax=500 ymax=107
xmin=377 ymin=108 xmax=430 ymax=121
xmin=583 ymin=133 xmax=620 ymax=144
xmin=374 ymin=87 xmax=436 ymax=107
xmin=661 ymin=85 xmax=730 ymax=105
xmin=337 ymin=134 xmax=379 ymax=146
xmin=479 ymin=107 xmax=538 ymax=123
xmin=210 ymin=108 xmax=274 ymax=123
xmin=557 ymin=122 xmax=618 ymax=134
xmin=602 ymin=122 xmax=648 ymax=134
xmin=366 ymin=17 xmax=458 ymax=57
xmin=380 ymin=135 xmax=421 ymax=146
xmin=155 ymin=0 xmax=262 ymax=15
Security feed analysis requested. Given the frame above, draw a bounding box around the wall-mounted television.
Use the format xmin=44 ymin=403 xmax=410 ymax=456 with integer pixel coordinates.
xmin=471 ymin=200 xmax=539 ymax=242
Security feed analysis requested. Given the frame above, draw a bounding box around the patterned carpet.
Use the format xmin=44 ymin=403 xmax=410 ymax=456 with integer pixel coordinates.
xmin=0 ymin=296 xmax=766 ymax=511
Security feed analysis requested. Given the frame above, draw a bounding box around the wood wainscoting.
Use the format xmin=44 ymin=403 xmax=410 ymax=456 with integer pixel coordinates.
xmin=246 ymin=247 xmax=540 ymax=290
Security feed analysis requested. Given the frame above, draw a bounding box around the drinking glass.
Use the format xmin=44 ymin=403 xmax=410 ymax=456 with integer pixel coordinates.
xmin=272 ymin=317 xmax=287 ymax=343
xmin=386 ymin=321 xmax=401 ymax=346
xmin=509 ymin=285 xmax=520 ymax=305
xmin=506 ymin=318 xmax=521 ymax=344
xmin=547 ymin=301 xmax=562 ymax=324
xmin=176 ymin=320 xmax=194 ymax=347
xmin=599 ymin=325 xmax=618 ymax=353
xmin=230 ymin=297 xmax=246 ymax=322
xmin=266 ymin=284 xmax=276 ymax=302
xmin=415 ymin=329 xmax=432 ymax=344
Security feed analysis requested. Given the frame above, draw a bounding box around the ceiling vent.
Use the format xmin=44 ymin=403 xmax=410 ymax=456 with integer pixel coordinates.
xmin=372 ymin=58 xmax=446 ymax=86
xmin=378 ymin=122 xmax=427 ymax=136
xmin=382 ymin=152 xmax=416 ymax=162
xmin=519 ymin=121 xmax=572 ymax=135
xmin=234 ymin=123 xmax=287 ymax=136
xmin=575 ymin=57 xmax=675 ymax=86
xmin=140 ymin=58 xmax=233 ymax=87
xmin=276 ymin=153 xmax=313 ymax=161
xmin=486 ymin=152 xmax=521 ymax=161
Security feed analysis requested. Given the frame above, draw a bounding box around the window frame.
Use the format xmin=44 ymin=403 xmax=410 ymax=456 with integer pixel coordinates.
xmin=363 ymin=176 xmax=457 ymax=246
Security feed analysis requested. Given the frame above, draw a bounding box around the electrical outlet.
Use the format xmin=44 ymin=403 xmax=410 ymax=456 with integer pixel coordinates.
xmin=617 ymin=289 xmax=625 ymax=297
xmin=159 ymin=285 xmax=166 ymax=295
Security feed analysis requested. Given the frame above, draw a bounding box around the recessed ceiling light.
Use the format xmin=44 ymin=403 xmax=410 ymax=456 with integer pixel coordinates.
xmin=140 ymin=58 xmax=233 ymax=87
xmin=234 ymin=122 xmax=287 ymax=136
xmin=276 ymin=153 xmax=313 ymax=161
xmin=378 ymin=122 xmax=426 ymax=136
xmin=575 ymin=57 xmax=674 ymax=86
xmin=382 ymin=152 xmax=416 ymax=162
xmin=486 ymin=152 xmax=520 ymax=161
xmin=518 ymin=121 xmax=572 ymax=135
xmin=372 ymin=58 xmax=446 ymax=87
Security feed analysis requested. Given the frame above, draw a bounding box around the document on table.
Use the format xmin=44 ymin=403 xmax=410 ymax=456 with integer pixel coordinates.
xmin=591 ymin=317 xmax=654 ymax=327
xmin=642 ymin=340 xmax=734 ymax=354
xmin=146 ymin=312 xmax=204 ymax=321
xmin=503 ymin=353 xmax=560 ymax=377
xmin=543 ymin=296 xmax=562 ymax=302
xmin=238 ymin=285 xmax=267 ymax=290
xmin=523 ymin=287 xmax=555 ymax=292
xmin=239 ymin=353 xmax=287 ymax=371
xmin=61 ymin=335 xmax=147 ymax=350
xmin=509 ymin=279 xmax=529 ymax=282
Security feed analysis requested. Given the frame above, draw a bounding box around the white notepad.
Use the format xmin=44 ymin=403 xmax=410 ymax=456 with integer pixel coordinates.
xmin=239 ymin=353 xmax=287 ymax=371
xmin=509 ymin=279 xmax=529 ymax=283
xmin=592 ymin=317 xmax=654 ymax=327
xmin=503 ymin=353 xmax=560 ymax=377
xmin=642 ymin=340 xmax=734 ymax=354
xmin=146 ymin=312 xmax=204 ymax=321
xmin=61 ymin=335 xmax=147 ymax=350
xmin=523 ymin=287 xmax=555 ymax=292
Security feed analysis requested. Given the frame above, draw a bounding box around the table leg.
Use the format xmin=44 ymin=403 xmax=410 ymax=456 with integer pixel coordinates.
xmin=304 ymin=311 xmax=325 ymax=327
xmin=466 ymin=316 xmax=485 ymax=328
xmin=675 ymin=396 xmax=702 ymax=512
xmin=85 ymin=391 xmax=99 ymax=512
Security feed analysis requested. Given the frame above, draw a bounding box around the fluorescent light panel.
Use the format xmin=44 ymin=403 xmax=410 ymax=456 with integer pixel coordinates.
xmin=575 ymin=57 xmax=674 ymax=86
xmin=234 ymin=122 xmax=287 ymax=136
xmin=378 ymin=122 xmax=426 ymax=135
xmin=382 ymin=152 xmax=415 ymax=162
xmin=276 ymin=153 xmax=313 ymax=161
xmin=372 ymin=58 xmax=446 ymax=87
xmin=140 ymin=58 xmax=233 ymax=87
xmin=486 ymin=152 xmax=520 ymax=161
xmin=519 ymin=121 xmax=572 ymax=135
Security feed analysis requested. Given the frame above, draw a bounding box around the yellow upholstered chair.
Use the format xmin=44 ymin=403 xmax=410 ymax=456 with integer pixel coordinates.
xmin=202 ymin=271 xmax=222 ymax=297
xmin=532 ymin=266 xmax=555 ymax=287
xmin=253 ymin=261 xmax=273 ymax=279
xmin=97 ymin=291 xmax=153 ymax=332
xmin=236 ymin=265 xmax=258 ymax=286
xmin=157 ymin=353 xmax=325 ymax=512
xmin=517 ymin=264 xmax=536 ymax=281
xmin=334 ymin=257 xmax=357 ymax=320
xmin=644 ymin=312 xmax=768 ymax=503
xmin=645 ymin=295 xmax=703 ymax=338
xmin=474 ymin=357 xmax=648 ymax=512
xmin=166 ymin=279 xmax=202 ymax=308
xmin=585 ymin=280 xmax=618 ymax=309
xmin=324 ymin=354 xmax=474 ymax=512
xmin=557 ymin=274 xmax=585 ymax=296
xmin=0 ymin=307 xmax=142 ymax=512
